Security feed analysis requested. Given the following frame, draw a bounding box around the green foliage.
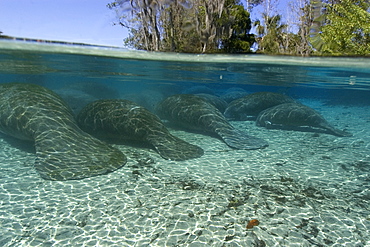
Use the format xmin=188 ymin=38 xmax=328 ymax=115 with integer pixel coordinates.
xmin=314 ymin=0 xmax=370 ymax=55
xmin=221 ymin=4 xmax=255 ymax=53
xmin=160 ymin=2 xmax=203 ymax=53
xmin=108 ymin=0 xmax=255 ymax=53
xmin=108 ymin=0 xmax=370 ymax=56
xmin=255 ymin=14 xmax=287 ymax=54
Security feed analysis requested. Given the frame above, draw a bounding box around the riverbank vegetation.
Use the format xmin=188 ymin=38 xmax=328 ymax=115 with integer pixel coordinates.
xmin=107 ymin=0 xmax=370 ymax=56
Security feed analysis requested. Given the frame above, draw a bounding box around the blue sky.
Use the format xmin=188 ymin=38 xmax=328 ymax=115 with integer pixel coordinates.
xmin=0 ymin=0 xmax=128 ymax=47
xmin=0 ymin=0 xmax=289 ymax=47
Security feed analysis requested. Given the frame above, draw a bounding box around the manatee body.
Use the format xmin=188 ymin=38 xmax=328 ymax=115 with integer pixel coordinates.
xmin=224 ymin=92 xmax=296 ymax=120
xmin=256 ymin=102 xmax=352 ymax=137
xmin=157 ymin=94 xmax=268 ymax=150
xmin=77 ymin=99 xmax=204 ymax=161
xmin=220 ymin=87 xmax=249 ymax=103
xmin=195 ymin=93 xmax=228 ymax=112
xmin=0 ymin=83 xmax=126 ymax=180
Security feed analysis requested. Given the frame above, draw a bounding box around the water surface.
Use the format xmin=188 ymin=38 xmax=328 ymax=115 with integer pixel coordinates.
xmin=0 ymin=40 xmax=369 ymax=246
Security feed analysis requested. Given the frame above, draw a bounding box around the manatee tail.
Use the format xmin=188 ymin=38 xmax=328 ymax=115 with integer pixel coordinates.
xmin=216 ymin=128 xmax=268 ymax=150
xmin=34 ymin=129 xmax=127 ymax=180
xmin=321 ymin=124 xmax=352 ymax=137
xmin=148 ymin=134 xmax=204 ymax=161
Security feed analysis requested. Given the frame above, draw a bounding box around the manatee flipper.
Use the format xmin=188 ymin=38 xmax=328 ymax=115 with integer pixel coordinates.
xmin=0 ymin=83 xmax=126 ymax=180
xmin=216 ymin=128 xmax=268 ymax=150
xmin=147 ymin=134 xmax=204 ymax=161
xmin=34 ymin=128 xmax=126 ymax=180
xmin=319 ymin=124 xmax=352 ymax=137
xmin=77 ymin=99 xmax=203 ymax=161
xmin=261 ymin=120 xmax=352 ymax=137
xmin=262 ymin=121 xmax=352 ymax=137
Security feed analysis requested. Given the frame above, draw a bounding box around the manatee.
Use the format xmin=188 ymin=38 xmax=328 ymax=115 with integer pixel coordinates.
xmin=220 ymin=87 xmax=249 ymax=103
xmin=67 ymin=81 xmax=120 ymax=99
xmin=0 ymin=83 xmax=126 ymax=180
xmin=77 ymin=99 xmax=204 ymax=161
xmin=122 ymin=90 xmax=165 ymax=113
xmin=224 ymin=92 xmax=296 ymax=120
xmin=256 ymin=102 xmax=352 ymax=137
xmin=195 ymin=93 xmax=228 ymax=112
xmin=156 ymin=94 xmax=268 ymax=150
xmin=182 ymin=85 xmax=215 ymax=95
xmin=54 ymin=88 xmax=98 ymax=115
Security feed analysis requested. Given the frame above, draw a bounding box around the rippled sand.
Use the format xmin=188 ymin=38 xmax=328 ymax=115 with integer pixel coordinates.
xmin=1 ymin=101 xmax=369 ymax=246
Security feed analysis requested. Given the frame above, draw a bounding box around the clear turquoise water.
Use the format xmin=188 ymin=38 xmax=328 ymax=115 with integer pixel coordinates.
xmin=0 ymin=40 xmax=369 ymax=246
xmin=1 ymin=41 xmax=370 ymax=104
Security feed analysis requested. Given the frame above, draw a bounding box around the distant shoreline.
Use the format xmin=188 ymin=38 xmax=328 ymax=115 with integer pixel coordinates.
xmin=0 ymin=34 xmax=119 ymax=48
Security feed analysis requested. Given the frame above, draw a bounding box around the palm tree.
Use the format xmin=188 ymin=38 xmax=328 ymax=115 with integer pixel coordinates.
xmin=254 ymin=14 xmax=287 ymax=54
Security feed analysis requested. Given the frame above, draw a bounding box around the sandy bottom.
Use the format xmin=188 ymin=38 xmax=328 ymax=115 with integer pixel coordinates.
xmin=0 ymin=100 xmax=369 ymax=247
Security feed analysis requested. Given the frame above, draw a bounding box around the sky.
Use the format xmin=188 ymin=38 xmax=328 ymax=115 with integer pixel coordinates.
xmin=0 ymin=0 xmax=128 ymax=47
xmin=0 ymin=0 xmax=290 ymax=48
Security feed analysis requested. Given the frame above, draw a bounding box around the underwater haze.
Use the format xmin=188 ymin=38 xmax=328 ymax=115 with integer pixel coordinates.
xmin=0 ymin=40 xmax=369 ymax=246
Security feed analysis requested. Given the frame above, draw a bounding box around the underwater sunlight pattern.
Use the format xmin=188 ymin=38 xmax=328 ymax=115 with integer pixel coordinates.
xmin=0 ymin=40 xmax=369 ymax=246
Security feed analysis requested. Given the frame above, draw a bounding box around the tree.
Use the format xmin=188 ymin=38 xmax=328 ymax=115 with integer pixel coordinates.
xmin=254 ymin=0 xmax=370 ymax=56
xmin=108 ymin=0 xmax=164 ymax=51
xmin=317 ymin=0 xmax=370 ymax=55
xmin=285 ymin=0 xmax=316 ymax=56
xmin=254 ymin=14 xmax=288 ymax=54
xmin=243 ymin=0 xmax=264 ymax=11
xmin=253 ymin=0 xmax=291 ymax=54
xmin=220 ymin=3 xmax=255 ymax=53
xmin=108 ymin=0 xmax=255 ymax=53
